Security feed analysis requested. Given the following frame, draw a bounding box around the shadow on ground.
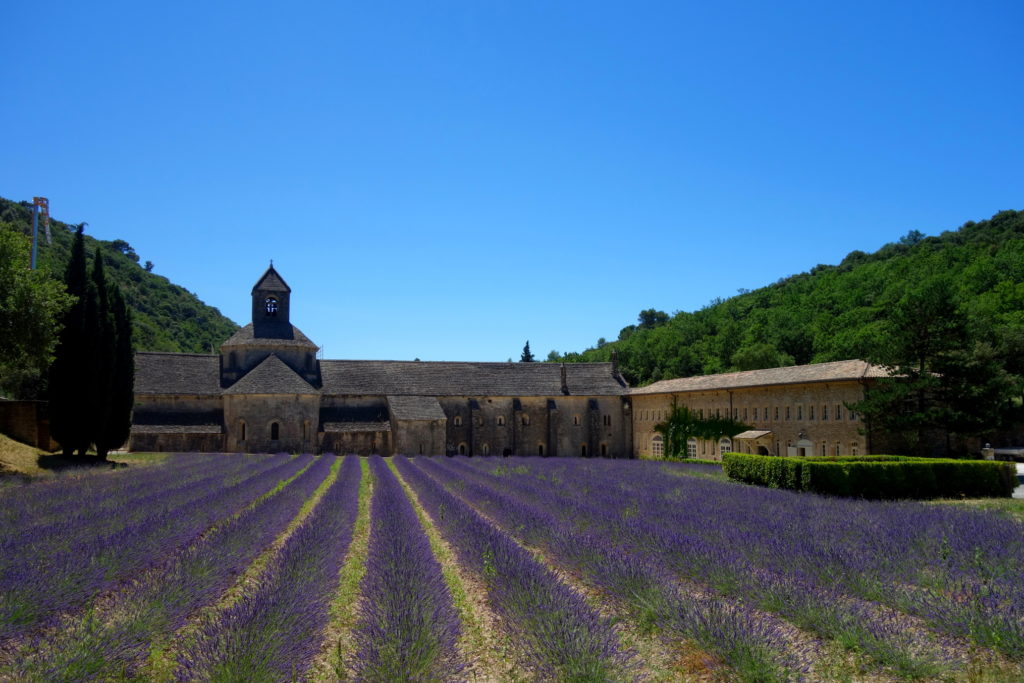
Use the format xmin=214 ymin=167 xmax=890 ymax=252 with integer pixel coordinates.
xmin=36 ymin=453 xmax=128 ymax=471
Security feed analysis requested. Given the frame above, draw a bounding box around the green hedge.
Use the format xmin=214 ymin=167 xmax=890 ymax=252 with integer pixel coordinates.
xmin=721 ymin=452 xmax=1017 ymax=499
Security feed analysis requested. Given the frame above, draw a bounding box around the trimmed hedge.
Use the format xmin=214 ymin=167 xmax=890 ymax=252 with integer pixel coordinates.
xmin=722 ymin=452 xmax=1017 ymax=500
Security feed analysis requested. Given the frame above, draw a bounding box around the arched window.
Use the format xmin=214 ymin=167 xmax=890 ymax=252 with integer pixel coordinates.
xmin=687 ymin=437 xmax=697 ymax=458
xmin=652 ymin=435 xmax=664 ymax=458
xmin=458 ymin=443 xmax=466 ymax=455
xmin=270 ymin=422 xmax=280 ymax=440
xmin=454 ymin=416 xmax=463 ymax=427
xmin=581 ymin=444 xmax=588 ymax=457
xmin=719 ymin=437 xmax=732 ymax=456
xmin=538 ymin=444 xmax=545 ymax=456
xmin=265 ymin=297 xmax=278 ymax=316
xmin=521 ymin=415 xmax=530 ymax=426
xmin=497 ymin=416 xmax=505 ymax=426
xmin=482 ymin=443 xmax=490 ymax=456
xmin=851 ymin=442 xmax=859 ymax=456
xmin=573 ymin=415 xmax=581 ymax=426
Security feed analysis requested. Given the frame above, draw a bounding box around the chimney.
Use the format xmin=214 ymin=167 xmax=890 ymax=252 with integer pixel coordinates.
xmin=560 ymin=363 xmax=569 ymax=395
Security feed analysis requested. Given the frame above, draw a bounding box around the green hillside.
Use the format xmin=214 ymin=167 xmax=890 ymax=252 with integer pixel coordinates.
xmin=0 ymin=197 xmax=239 ymax=354
xmin=561 ymin=210 xmax=1024 ymax=389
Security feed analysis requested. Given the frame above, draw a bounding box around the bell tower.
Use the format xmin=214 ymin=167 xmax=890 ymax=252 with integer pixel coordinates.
xmin=251 ymin=262 xmax=291 ymax=338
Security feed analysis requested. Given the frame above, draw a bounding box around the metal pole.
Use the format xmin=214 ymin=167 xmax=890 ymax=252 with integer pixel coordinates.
xmin=30 ymin=202 xmax=39 ymax=269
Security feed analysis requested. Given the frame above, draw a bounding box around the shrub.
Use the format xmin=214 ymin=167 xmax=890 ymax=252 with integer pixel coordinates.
xmin=723 ymin=453 xmax=1016 ymax=499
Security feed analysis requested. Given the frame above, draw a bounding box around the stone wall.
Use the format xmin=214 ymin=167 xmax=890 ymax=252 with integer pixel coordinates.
xmin=632 ymin=380 xmax=870 ymax=459
xmin=223 ymin=393 xmax=320 ymax=453
xmin=392 ymin=418 xmax=446 ymax=455
xmin=130 ymin=432 xmax=224 ymax=453
xmin=320 ymin=429 xmax=389 ymax=455
xmin=0 ymin=400 xmax=56 ymax=450
xmin=437 ymin=395 xmax=632 ymax=457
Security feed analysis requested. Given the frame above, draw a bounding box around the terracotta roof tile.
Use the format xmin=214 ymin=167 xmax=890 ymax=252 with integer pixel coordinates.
xmin=387 ymin=395 xmax=446 ymax=421
xmin=223 ymin=354 xmax=319 ymax=395
xmin=320 ymin=360 xmax=627 ymax=396
xmin=134 ymin=353 xmax=221 ymax=395
xmin=630 ymin=360 xmax=887 ymax=395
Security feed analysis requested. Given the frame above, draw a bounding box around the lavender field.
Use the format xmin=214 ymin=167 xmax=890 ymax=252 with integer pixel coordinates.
xmin=1 ymin=453 xmax=1022 ymax=681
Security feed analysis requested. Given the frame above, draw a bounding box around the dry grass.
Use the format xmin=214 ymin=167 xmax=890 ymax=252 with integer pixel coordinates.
xmin=0 ymin=432 xmax=47 ymax=476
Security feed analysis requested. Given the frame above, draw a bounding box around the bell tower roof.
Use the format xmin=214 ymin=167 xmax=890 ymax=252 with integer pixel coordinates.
xmin=252 ymin=263 xmax=290 ymax=294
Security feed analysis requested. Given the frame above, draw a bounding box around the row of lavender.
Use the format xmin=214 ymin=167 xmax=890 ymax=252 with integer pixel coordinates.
xmin=4 ymin=454 xmax=331 ymax=679
xmin=0 ymin=452 xmax=301 ymax=640
xmin=393 ymin=455 xmax=631 ymax=680
xmin=434 ymin=456 xmax=1024 ymax=675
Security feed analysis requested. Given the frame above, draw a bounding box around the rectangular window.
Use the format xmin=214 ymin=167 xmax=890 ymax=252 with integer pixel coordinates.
xmin=774 ymin=406 xmax=779 ymax=421
xmin=753 ymin=407 xmax=758 ymax=420
xmin=734 ymin=408 xmax=739 ymax=419
xmin=850 ymin=410 xmax=858 ymax=421
xmin=786 ymin=406 xmax=791 ymax=420
xmin=743 ymin=408 xmax=748 ymax=420
xmin=821 ymin=443 xmax=826 ymax=457
xmin=797 ymin=406 xmax=803 ymax=420
xmin=809 ymin=405 xmax=815 ymax=420
xmin=716 ymin=408 xmax=721 ymax=418
xmin=699 ymin=408 xmax=704 ymax=419
xmin=764 ymin=406 xmax=769 ymax=422
xmin=835 ymin=404 xmax=843 ymax=420
xmin=822 ymin=405 xmax=828 ymax=421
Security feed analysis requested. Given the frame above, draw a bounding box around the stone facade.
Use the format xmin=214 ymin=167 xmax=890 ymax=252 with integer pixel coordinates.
xmin=630 ymin=361 xmax=886 ymax=459
xmin=129 ymin=266 xmax=632 ymax=456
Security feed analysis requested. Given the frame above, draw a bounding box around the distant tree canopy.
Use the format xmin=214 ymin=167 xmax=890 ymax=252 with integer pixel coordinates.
xmin=0 ymin=223 xmax=73 ymax=397
xmin=564 ymin=210 xmax=1024 ymax=448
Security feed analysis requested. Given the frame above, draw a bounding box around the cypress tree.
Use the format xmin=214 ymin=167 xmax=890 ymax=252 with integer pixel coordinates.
xmin=48 ymin=225 xmax=90 ymax=457
xmin=87 ymin=254 xmax=116 ymax=459
xmin=96 ymin=285 xmax=134 ymax=457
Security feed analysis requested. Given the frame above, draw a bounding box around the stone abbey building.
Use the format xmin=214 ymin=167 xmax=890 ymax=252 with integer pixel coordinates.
xmin=130 ymin=266 xmax=880 ymax=457
xmin=130 ymin=266 xmax=632 ymax=456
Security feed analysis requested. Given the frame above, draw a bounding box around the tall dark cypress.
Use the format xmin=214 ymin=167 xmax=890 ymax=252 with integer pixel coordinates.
xmin=96 ymin=285 xmax=134 ymax=457
xmin=87 ymin=254 xmax=116 ymax=459
xmin=48 ymin=225 xmax=90 ymax=457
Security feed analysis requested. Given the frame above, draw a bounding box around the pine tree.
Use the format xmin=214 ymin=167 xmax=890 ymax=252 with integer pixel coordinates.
xmin=520 ymin=340 xmax=535 ymax=362
xmin=49 ymin=225 xmax=90 ymax=457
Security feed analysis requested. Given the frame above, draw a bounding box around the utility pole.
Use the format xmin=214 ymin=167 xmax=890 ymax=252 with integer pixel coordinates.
xmin=30 ymin=197 xmax=50 ymax=269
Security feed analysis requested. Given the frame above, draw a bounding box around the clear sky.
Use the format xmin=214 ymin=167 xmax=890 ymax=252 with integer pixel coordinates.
xmin=3 ymin=1 xmax=1022 ymax=361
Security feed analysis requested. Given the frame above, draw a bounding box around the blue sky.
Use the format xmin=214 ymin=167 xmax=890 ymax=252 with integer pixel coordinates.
xmin=3 ymin=1 xmax=1022 ymax=361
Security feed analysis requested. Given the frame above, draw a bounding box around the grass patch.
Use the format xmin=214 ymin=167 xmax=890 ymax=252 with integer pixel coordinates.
xmin=931 ymin=497 xmax=1024 ymax=523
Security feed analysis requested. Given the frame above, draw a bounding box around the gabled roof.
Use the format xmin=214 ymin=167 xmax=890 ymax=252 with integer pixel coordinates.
xmin=319 ymin=360 xmax=627 ymax=397
xmin=223 ymin=354 xmax=319 ymax=395
xmin=252 ymin=264 xmax=290 ymax=293
xmin=221 ymin=323 xmax=318 ymax=349
xmin=388 ymin=395 xmax=446 ymax=421
xmin=629 ymin=360 xmax=887 ymax=395
xmin=135 ymin=353 xmax=221 ymax=395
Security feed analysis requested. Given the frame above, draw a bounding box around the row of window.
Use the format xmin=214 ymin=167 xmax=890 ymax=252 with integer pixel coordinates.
xmin=451 ymin=414 xmax=614 ymax=427
xmin=649 ymin=435 xmax=862 ymax=458
xmin=639 ymin=404 xmax=859 ymax=423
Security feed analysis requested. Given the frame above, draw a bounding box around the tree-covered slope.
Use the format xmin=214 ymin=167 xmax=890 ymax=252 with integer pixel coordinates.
xmin=561 ymin=210 xmax=1024 ymax=388
xmin=0 ymin=197 xmax=238 ymax=353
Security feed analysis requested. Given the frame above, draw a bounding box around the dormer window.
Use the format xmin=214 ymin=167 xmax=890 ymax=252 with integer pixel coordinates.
xmin=265 ymin=297 xmax=278 ymax=316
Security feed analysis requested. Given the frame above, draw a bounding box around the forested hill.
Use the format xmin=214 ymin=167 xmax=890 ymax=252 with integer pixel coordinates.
xmin=0 ymin=197 xmax=239 ymax=353
xmin=561 ymin=210 xmax=1024 ymax=387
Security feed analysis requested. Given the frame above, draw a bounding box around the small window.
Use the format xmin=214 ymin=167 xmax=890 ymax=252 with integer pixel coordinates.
xmin=734 ymin=408 xmax=739 ymax=419
xmin=497 ymin=416 xmax=505 ymax=426
xmin=764 ymin=406 xmax=768 ymax=421
xmin=716 ymin=408 xmax=721 ymax=418
xmin=835 ymin=404 xmax=843 ymax=420
xmin=454 ymin=416 xmax=462 ymax=427
xmin=786 ymin=406 xmax=791 ymax=420
xmin=602 ymin=415 xmax=611 ymax=427
xmin=522 ymin=415 xmax=530 ymax=426
xmin=851 ymin=442 xmax=859 ymax=456
xmin=482 ymin=443 xmax=490 ymax=455
xmin=809 ymin=405 xmax=815 ymax=420
xmin=699 ymin=408 xmax=704 ymax=419
xmin=270 ymin=422 xmax=280 ymax=441
xmin=753 ymin=407 xmax=758 ymax=420
xmin=573 ymin=415 xmax=581 ymax=426
xmin=821 ymin=443 xmax=826 ymax=457
xmin=822 ymin=405 xmax=828 ymax=421
xmin=538 ymin=444 xmax=544 ymax=456
xmin=835 ymin=442 xmax=841 ymax=456
xmin=774 ymin=406 xmax=779 ymax=421
xmin=265 ymin=297 xmax=278 ymax=316
xmin=240 ymin=421 xmax=246 ymax=441
xmin=797 ymin=406 xmax=803 ymax=420
xmin=850 ymin=410 xmax=858 ymax=421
